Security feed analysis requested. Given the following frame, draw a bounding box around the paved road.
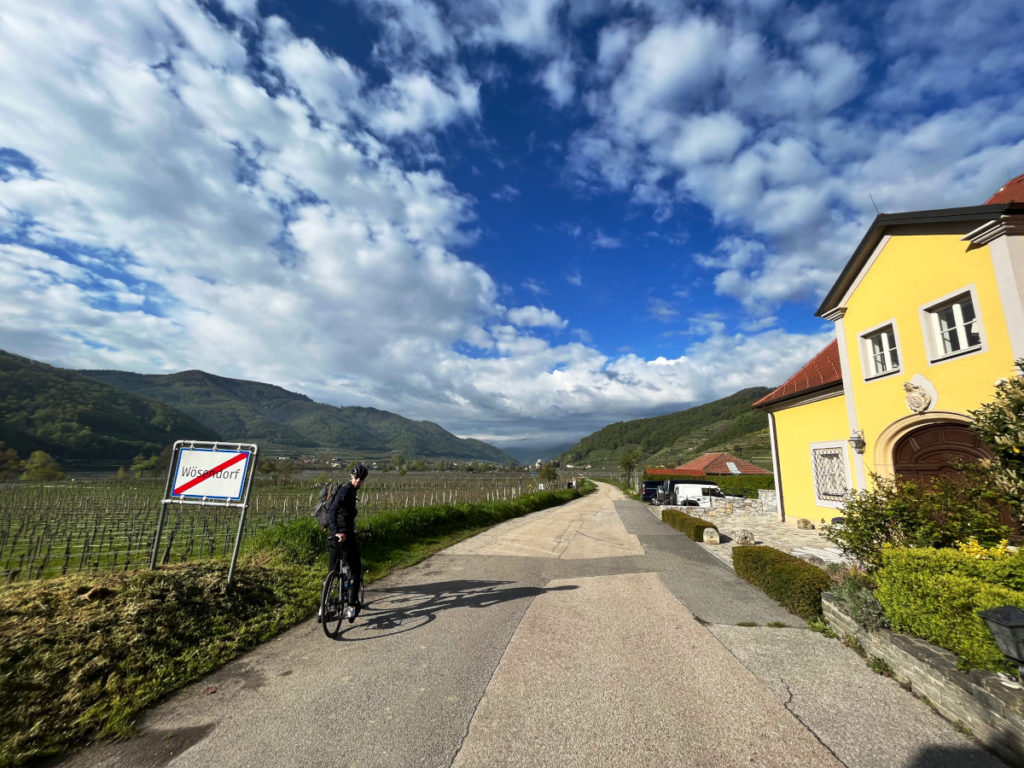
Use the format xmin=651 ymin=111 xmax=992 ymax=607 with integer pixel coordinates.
xmin=59 ymin=484 xmax=1005 ymax=768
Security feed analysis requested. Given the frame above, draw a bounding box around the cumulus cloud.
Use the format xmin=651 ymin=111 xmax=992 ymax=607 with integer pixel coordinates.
xmin=2 ymin=0 xmax=1020 ymax=448
xmin=506 ymin=306 xmax=568 ymax=329
xmin=592 ymin=232 xmax=622 ymax=249
xmin=564 ymin=0 xmax=1024 ymax=311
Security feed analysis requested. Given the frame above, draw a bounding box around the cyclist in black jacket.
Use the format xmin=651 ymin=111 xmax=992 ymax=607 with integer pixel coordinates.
xmin=327 ymin=463 xmax=368 ymax=621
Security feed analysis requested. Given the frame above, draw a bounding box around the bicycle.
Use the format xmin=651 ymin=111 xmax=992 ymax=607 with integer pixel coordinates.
xmin=320 ymin=526 xmax=370 ymax=638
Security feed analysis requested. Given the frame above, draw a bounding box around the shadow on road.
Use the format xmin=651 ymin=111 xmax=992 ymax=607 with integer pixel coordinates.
xmin=328 ymin=579 xmax=577 ymax=642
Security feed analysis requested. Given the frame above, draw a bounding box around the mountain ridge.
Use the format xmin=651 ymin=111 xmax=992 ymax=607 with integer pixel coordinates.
xmin=0 ymin=349 xmax=511 ymax=464
xmin=558 ymin=386 xmax=775 ymax=471
xmin=77 ymin=367 xmax=512 ymax=463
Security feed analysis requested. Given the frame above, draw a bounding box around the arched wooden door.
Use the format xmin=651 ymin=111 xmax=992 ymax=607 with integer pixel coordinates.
xmin=892 ymin=422 xmax=991 ymax=485
xmin=893 ymin=422 xmax=1019 ymax=535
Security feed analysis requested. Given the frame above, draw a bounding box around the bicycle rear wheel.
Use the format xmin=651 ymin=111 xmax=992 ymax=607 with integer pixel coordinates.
xmin=321 ymin=570 xmax=347 ymax=638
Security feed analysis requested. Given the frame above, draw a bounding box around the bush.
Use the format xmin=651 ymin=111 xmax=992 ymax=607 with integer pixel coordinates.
xmin=970 ymin=359 xmax=1024 ymax=508
xmin=874 ymin=546 xmax=1024 ymax=673
xmin=243 ymin=484 xmax=597 ymax=569
xmin=661 ymin=508 xmax=718 ymax=541
xmin=824 ymin=468 xmax=1012 ymax=569
xmin=827 ymin=566 xmax=887 ymax=631
xmin=732 ymin=545 xmax=832 ymax=621
xmin=244 ymin=517 xmax=324 ymax=566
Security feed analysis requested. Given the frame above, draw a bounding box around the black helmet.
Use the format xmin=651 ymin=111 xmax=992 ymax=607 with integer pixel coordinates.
xmin=351 ymin=463 xmax=369 ymax=480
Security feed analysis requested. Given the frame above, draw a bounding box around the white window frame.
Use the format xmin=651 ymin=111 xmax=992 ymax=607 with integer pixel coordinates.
xmin=920 ymin=286 xmax=986 ymax=364
xmin=858 ymin=320 xmax=901 ymax=380
xmin=809 ymin=441 xmax=850 ymax=508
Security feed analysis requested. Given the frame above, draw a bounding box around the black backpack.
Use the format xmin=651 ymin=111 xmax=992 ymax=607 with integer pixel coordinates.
xmin=313 ymin=481 xmax=341 ymax=529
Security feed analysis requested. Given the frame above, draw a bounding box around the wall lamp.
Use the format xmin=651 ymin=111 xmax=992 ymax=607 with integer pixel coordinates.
xmin=978 ymin=605 xmax=1024 ymax=680
xmin=848 ymin=429 xmax=866 ymax=454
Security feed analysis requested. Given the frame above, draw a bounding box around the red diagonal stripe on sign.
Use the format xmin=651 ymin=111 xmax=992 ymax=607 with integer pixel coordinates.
xmin=173 ymin=452 xmax=248 ymax=495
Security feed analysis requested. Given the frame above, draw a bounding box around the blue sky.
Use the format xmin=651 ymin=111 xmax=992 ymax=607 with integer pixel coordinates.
xmin=1 ymin=0 xmax=1023 ymax=451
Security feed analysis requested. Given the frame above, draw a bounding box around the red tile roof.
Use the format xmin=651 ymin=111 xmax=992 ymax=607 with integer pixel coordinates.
xmin=986 ymin=172 xmax=1024 ymax=204
xmin=674 ymin=452 xmax=770 ymax=476
xmin=646 ymin=452 xmax=770 ymax=476
xmin=752 ymin=340 xmax=842 ymax=409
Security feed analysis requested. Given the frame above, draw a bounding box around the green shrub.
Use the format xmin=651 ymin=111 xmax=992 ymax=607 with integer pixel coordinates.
xmin=969 ymin=360 xmax=1024 ymax=508
xmin=244 ymin=484 xmax=596 ymax=569
xmin=824 ymin=468 xmax=1012 ymax=569
xmin=732 ymin=545 xmax=832 ymax=621
xmin=828 ymin=568 xmax=888 ymax=631
xmin=874 ymin=546 xmax=1024 ymax=673
xmin=243 ymin=517 xmax=324 ymax=566
xmin=661 ymin=508 xmax=718 ymax=541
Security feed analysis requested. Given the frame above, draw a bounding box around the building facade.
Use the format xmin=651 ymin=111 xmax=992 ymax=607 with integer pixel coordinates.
xmin=755 ymin=176 xmax=1024 ymax=525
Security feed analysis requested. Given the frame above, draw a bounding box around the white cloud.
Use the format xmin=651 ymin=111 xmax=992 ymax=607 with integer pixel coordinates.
xmin=492 ymin=184 xmax=520 ymax=202
xmin=539 ymin=56 xmax=575 ymax=107
xmin=3 ymin=0 xmax=1021 ymax=449
xmin=647 ymin=298 xmax=678 ymax=323
xmin=459 ymin=0 xmax=563 ymax=53
xmin=666 ymin=113 xmax=749 ymax=167
xmin=366 ymin=70 xmax=480 ymax=136
xmin=262 ymin=18 xmax=363 ymax=124
xmin=506 ymin=306 xmax=568 ymax=329
xmin=592 ymin=232 xmax=622 ymax=249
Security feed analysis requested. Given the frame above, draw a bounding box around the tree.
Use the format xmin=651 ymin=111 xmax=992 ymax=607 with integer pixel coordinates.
xmin=619 ymin=448 xmax=642 ymax=489
xmin=20 ymin=450 xmax=65 ymax=482
xmin=971 ymin=360 xmax=1024 ymax=508
xmin=824 ymin=467 xmax=1011 ymax=568
xmin=537 ymin=463 xmax=558 ymax=482
xmin=129 ymin=452 xmax=159 ymax=478
xmin=0 ymin=442 xmax=21 ymax=481
xmin=391 ymin=451 xmax=407 ymax=475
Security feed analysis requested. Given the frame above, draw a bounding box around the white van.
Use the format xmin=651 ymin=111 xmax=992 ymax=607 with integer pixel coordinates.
xmin=673 ymin=483 xmax=726 ymax=507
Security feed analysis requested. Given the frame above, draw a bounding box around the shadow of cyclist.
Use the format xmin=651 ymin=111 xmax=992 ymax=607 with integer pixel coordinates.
xmin=327 ymin=580 xmax=578 ymax=641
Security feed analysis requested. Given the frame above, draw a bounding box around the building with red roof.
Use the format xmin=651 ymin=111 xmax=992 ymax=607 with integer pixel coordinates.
xmin=755 ymin=172 xmax=1023 ymax=530
xmin=646 ymin=452 xmax=770 ymax=477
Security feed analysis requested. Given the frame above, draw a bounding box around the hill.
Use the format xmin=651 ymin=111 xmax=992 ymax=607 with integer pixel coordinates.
xmin=77 ymin=368 xmax=512 ymax=463
xmin=0 ymin=349 xmax=219 ymax=464
xmin=559 ymin=387 xmax=775 ymax=471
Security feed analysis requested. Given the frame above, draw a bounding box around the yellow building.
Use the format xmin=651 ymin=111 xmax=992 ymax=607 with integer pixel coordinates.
xmin=755 ymin=173 xmax=1024 ymax=526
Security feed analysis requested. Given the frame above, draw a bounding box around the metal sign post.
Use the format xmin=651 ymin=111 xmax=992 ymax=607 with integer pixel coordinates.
xmin=153 ymin=440 xmax=259 ymax=587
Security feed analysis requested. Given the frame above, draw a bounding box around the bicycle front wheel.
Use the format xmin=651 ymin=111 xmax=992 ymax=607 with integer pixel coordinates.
xmin=321 ymin=570 xmax=347 ymax=638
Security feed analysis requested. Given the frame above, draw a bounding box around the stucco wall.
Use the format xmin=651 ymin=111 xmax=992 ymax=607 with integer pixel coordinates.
xmin=771 ymin=392 xmax=850 ymax=523
xmin=839 ymin=233 xmax=1018 ymax=478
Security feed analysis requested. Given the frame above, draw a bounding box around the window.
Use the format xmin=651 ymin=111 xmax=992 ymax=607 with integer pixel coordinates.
xmin=928 ymin=293 xmax=981 ymax=358
xmin=811 ymin=444 xmax=848 ymax=505
xmin=861 ymin=323 xmax=900 ymax=378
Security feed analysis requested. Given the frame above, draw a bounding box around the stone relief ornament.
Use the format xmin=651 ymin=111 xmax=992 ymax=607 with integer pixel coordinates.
xmin=904 ymin=381 xmax=932 ymax=413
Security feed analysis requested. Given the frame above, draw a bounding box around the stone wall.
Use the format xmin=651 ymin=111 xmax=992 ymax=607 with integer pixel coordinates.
xmin=702 ymin=489 xmax=779 ymax=521
xmin=823 ymin=593 xmax=1024 ymax=768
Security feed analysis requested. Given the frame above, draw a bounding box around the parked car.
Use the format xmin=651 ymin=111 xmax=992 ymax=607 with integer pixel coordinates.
xmin=641 ymin=481 xmax=662 ymax=503
xmin=673 ymin=483 xmax=726 ymax=508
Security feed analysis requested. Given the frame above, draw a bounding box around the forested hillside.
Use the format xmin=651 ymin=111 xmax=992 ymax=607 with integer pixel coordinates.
xmin=0 ymin=350 xmax=219 ymax=464
xmin=560 ymin=387 xmax=774 ymax=470
xmin=78 ymin=368 xmax=511 ymax=462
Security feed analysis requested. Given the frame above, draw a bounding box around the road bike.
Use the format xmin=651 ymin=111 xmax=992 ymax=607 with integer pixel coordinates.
xmin=320 ymin=527 xmax=369 ymax=638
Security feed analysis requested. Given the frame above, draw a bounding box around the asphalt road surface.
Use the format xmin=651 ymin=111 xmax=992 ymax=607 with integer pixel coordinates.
xmin=58 ymin=483 xmax=1006 ymax=768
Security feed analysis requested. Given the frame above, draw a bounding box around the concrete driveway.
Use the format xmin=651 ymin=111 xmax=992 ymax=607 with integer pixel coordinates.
xmin=57 ymin=483 xmax=1005 ymax=768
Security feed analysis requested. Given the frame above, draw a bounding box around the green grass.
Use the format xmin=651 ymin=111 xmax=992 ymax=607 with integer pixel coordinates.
xmin=0 ymin=483 xmax=593 ymax=767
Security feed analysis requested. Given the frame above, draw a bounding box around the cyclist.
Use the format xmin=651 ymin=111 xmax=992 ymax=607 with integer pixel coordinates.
xmin=327 ymin=463 xmax=368 ymax=621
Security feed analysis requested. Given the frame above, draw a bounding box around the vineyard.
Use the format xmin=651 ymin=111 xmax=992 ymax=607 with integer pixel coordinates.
xmin=0 ymin=471 xmax=542 ymax=583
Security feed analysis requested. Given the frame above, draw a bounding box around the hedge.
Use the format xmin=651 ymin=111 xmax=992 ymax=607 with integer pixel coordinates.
xmin=662 ymin=508 xmax=718 ymax=541
xmin=874 ymin=547 xmax=1024 ymax=673
xmin=244 ymin=483 xmax=597 ymax=569
xmin=732 ymin=545 xmax=832 ymax=621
